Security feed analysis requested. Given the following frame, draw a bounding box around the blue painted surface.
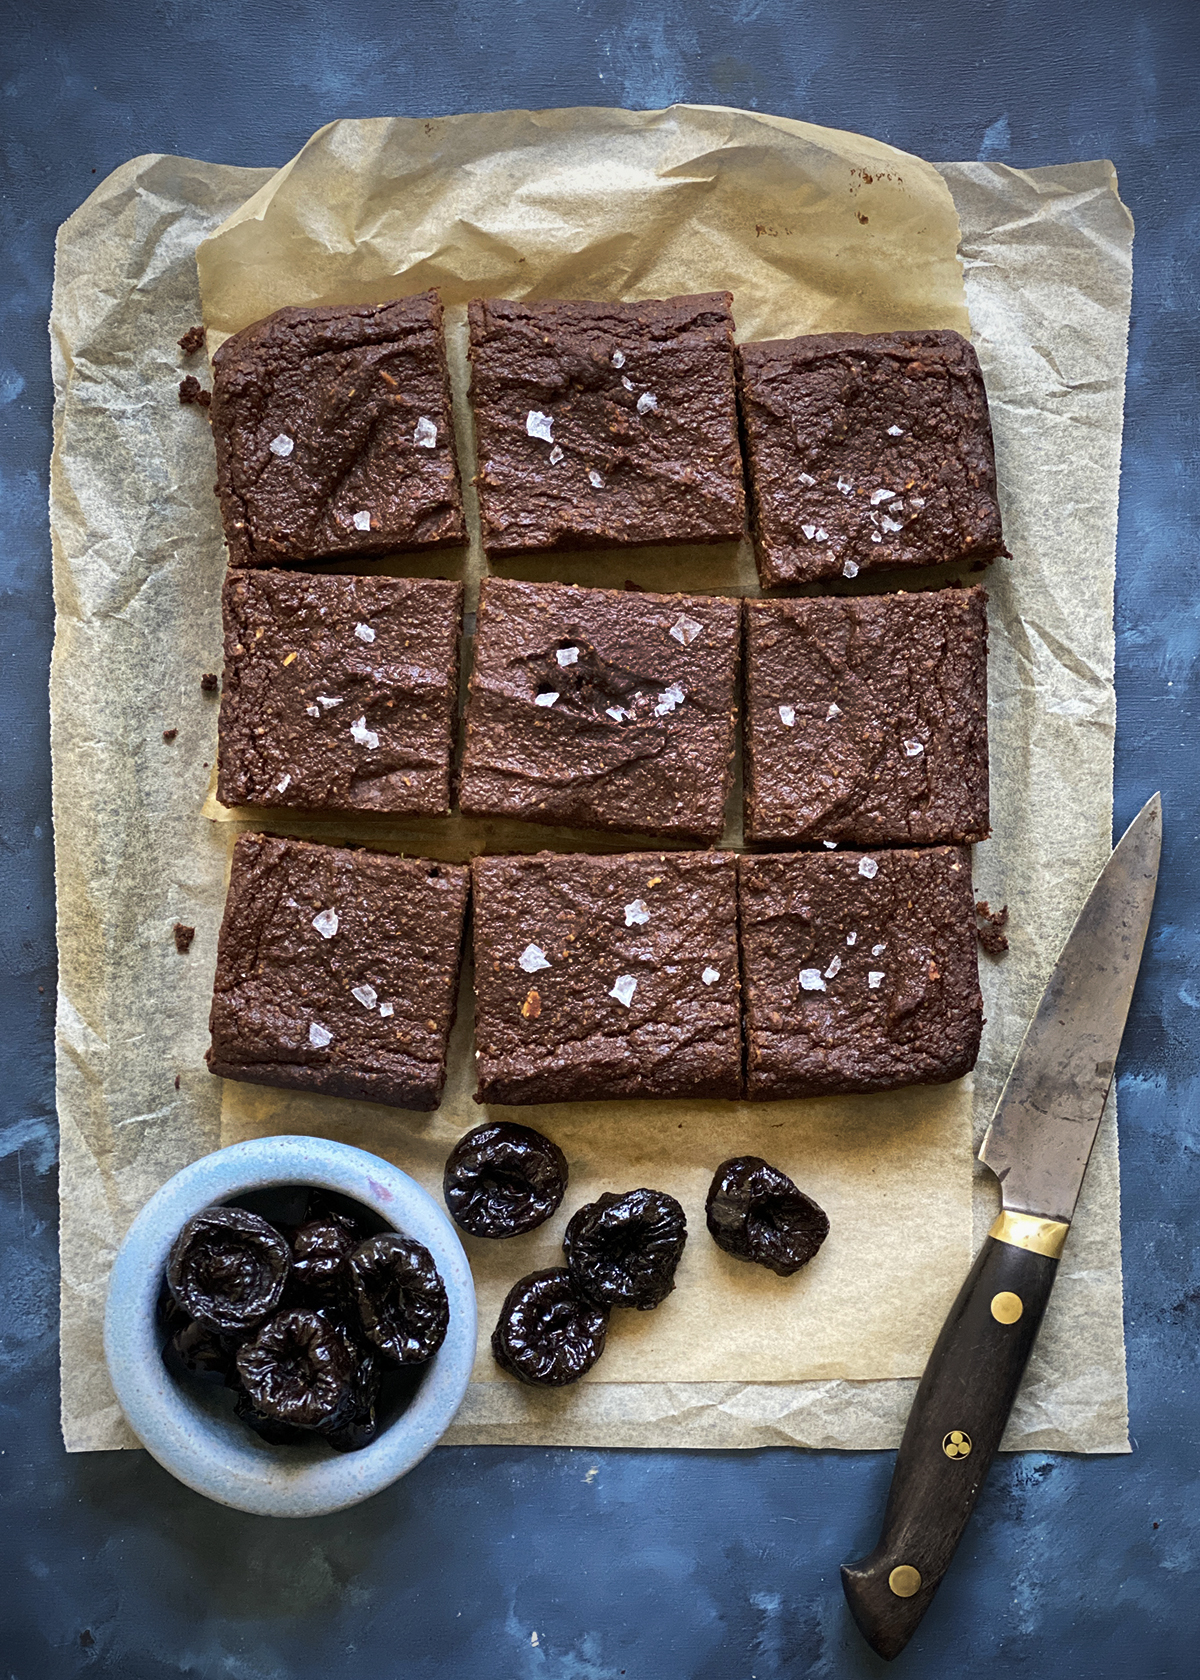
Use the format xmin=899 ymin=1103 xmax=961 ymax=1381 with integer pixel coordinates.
xmin=1 ymin=1 xmax=1197 ymax=1673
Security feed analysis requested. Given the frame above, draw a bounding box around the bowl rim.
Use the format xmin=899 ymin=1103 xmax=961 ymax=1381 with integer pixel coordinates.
xmin=104 ymin=1134 xmax=477 ymax=1518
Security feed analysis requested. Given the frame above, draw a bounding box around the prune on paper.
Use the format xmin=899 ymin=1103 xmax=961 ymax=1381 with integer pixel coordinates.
xmin=443 ymin=1122 xmax=568 ymax=1239
xmin=564 ymin=1188 xmax=687 ymax=1310
xmin=166 ymin=1205 xmax=291 ymax=1334
xmin=705 ymin=1156 xmax=830 ymax=1277
xmin=348 ymin=1234 xmax=450 ymax=1365
xmin=164 ymin=1318 xmax=238 ymax=1386
xmin=235 ymin=1308 xmax=357 ymax=1431
xmin=491 ymin=1268 xmax=609 ymax=1387
xmin=287 ymin=1211 xmax=363 ymax=1306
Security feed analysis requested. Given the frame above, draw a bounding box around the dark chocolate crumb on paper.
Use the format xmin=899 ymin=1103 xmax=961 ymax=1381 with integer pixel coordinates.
xmin=178 ymin=375 xmax=211 ymax=407
xmin=174 ymin=1075 xmax=181 ymax=1090
xmin=162 ymin=727 xmax=178 ymax=741
xmin=975 ymin=899 xmax=1010 ymax=955
xmin=200 ymin=673 xmax=219 ymax=693
xmin=173 ymin=923 xmax=196 ymax=954
xmin=178 ymin=324 xmax=205 ymax=356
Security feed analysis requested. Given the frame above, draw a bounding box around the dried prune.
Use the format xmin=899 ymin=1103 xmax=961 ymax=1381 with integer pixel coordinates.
xmin=287 ymin=1211 xmax=363 ymax=1306
xmin=323 ymin=1337 xmax=383 ymax=1453
xmin=491 ymin=1268 xmax=609 ymax=1386
xmin=166 ymin=1205 xmax=291 ymax=1334
xmin=164 ymin=1318 xmax=238 ymax=1386
xmin=234 ymin=1388 xmax=313 ymax=1446
xmin=348 ymin=1234 xmax=449 ymax=1365
xmin=564 ymin=1189 xmax=687 ymax=1310
xmin=235 ymin=1308 xmax=357 ymax=1431
xmin=443 ymin=1122 xmax=568 ymax=1239
xmin=705 ymin=1156 xmax=830 ymax=1276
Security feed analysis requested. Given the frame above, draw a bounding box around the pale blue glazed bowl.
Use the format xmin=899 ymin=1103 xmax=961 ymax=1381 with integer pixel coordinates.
xmin=104 ymin=1135 xmax=476 ymax=1518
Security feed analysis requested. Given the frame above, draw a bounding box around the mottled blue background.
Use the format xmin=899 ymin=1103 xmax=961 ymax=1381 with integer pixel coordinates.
xmin=2 ymin=2 xmax=1197 ymax=1674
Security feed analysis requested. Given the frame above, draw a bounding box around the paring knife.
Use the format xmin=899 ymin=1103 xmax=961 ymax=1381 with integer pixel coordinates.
xmin=841 ymin=793 xmax=1162 ymax=1661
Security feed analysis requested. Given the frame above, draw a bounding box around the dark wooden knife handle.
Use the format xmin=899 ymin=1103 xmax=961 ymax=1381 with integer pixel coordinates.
xmin=841 ymin=1233 xmax=1060 ymax=1660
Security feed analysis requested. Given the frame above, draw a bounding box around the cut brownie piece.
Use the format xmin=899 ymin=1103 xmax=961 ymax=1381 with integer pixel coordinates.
xmin=738 ymin=848 xmax=981 ymax=1100
xmin=472 ymin=850 xmax=741 ymax=1105
xmin=217 ymin=569 xmax=462 ymax=815
xmin=210 ymin=292 xmax=464 ymax=566
xmin=208 ymin=835 xmax=469 ymax=1112
xmin=744 ymin=586 xmax=989 ymax=846
xmin=737 ymin=329 xmax=1005 ymax=586
xmin=459 ymin=578 xmax=740 ymax=841
xmin=467 ymin=294 xmax=745 ymax=555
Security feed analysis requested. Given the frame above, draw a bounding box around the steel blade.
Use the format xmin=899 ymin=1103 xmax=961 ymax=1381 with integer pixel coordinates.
xmin=978 ymin=793 xmax=1161 ymax=1223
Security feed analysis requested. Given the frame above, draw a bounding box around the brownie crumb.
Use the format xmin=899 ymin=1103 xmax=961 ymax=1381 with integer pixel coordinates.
xmin=200 ymin=672 xmax=219 ymax=693
xmin=178 ymin=324 xmax=206 ymax=356
xmin=173 ymin=923 xmax=196 ymax=954
xmin=975 ymin=900 xmax=1010 ymax=955
xmin=174 ymin=1074 xmax=181 ymax=1090
xmin=179 ymin=375 xmax=211 ymax=407
xmin=162 ymin=727 xmax=178 ymax=741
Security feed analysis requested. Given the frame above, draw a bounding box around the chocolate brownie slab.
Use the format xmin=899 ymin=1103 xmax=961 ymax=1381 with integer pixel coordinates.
xmin=737 ymin=329 xmax=1004 ymax=586
xmin=210 ymin=293 xmax=464 ymax=566
xmin=468 ymin=294 xmax=745 ymax=555
xmin=743 ymin=586 xmax=989 ymax=846
xmin=738 ymin=848 xmax=981 ymax=1100
xmin=459 ymin=578 xmax=740 ymax=841
xmin=217 ymin=570 xmax=462 ymax=815
xmin=208 ymin=835 xmax=469 ymax=1112
xmin=472 ymin=850 xmax=741 ymax=1105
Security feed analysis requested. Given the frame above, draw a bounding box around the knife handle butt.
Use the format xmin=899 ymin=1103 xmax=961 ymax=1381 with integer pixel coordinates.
xmin=841 ymin=1233 xmax=1061 ymax=1660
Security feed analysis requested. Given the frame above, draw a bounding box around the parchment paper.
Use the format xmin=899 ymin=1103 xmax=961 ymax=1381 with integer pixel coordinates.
xmin=51 ymin=109 xmax=1132 ymax=1454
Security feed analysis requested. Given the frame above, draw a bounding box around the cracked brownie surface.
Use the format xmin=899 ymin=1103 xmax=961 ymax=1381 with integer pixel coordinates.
xmin=468 ymin=293 xmax=745 ymax=554
xmin=208 ymin=834 xmax=469 ymax=1111
xmin=471 ymin=849 xmax=742 ymax=1104
xmin=459 ymin=578 xmax=740 ymax=841
xmin=210 ymin=292 xmax=464 ymax=566
xmin=744 ymin=586 xmax=989 ymax=845
xmin=217 ymin=569 xmax=462 ymax=815
xmin=737 ymin=328 xmax=1004 ymax=586
xmin=738 ymin=848 xmax=982 ymax=1100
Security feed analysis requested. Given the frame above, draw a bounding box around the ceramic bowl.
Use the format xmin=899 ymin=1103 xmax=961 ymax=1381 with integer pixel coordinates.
xmin=104 ymin=1134 xmax=476 ymax=1518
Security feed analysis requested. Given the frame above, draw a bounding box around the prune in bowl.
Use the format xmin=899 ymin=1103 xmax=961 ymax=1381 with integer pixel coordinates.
xmin=236 ymin=1308 xmax=360 ymax=1432
xmin=348 ymin=1233 xmax=451 ymax=1365
xmin=491 ymin=1268 xmax=609 ymax=1387
xmin=443 ymin=1122 xmax=567 ymax=1239
xmin=564 ymin=1188 xmax=687 ymax=1310
xmin=286 ymin=1209 xmax=364 ymax=1307
xmin=166 ymin=1205 xmax=291 ymax=1334
xmin=705 ymin=1156 xmax=830 ymax=1277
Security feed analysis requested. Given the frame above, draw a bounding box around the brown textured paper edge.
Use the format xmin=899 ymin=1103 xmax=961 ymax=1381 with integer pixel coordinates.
xmin=49 ymin=111 xmax=1131 ymax=1453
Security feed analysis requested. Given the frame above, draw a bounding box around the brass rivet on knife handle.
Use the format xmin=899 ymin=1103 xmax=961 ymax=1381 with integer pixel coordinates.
xmin=888 ymin=1566 xmax=922 ymax=1598
xmin=990 ymin=1291 xmax=1024 ymax=1324
xmin=942 ymin=1430 xmax=972 ymax=1459
xmin=988 ymin=1210 xmax=1069 ymax=1259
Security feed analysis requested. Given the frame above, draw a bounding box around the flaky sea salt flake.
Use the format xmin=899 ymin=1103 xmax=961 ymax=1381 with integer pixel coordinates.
xmin=636 ymin=391 xmax=658 ymax=415
xmin=801 ymin=524 xmax=818 ymax=541
xmin=519 ymin=944 xmax=551 ymax=974
xmin=826 ymin=702 xmax=842 ymax=720
xmin=609 ymin=974 xmax=637 ymax=1008
xmin=702 ymin=966 xmax=720 ymax=985
xmin=903 ymin=739 xmax=925 ymax=757
xmin=413 ymin=415 xmax=438 ymax=448
xmin=621 ymin=375 xmax=634 ymax=390
xmin=269 ymin=433 xmax=294 ymax=457
xmin=824 ymin=955 xmax=842 ymax=979
xmin=526 ymin=410 xmax=555 ymax=442
xmin=276 ymin=774 xmax=291 ymax=794
xmin=352 ymin=509 xmax=372 ymax=531
xmin=837 ymin=476 xmax=854 ymax=495
xmin=549 ymin=444 xmax=564 ymax=464
xmin=350 ymin=716 xmax=379 ymax=749
xmin=379 ymin=1001 xmax=394 ymax=1018
xmin=799 ymin=969 xmax=826 ymax=992
xmin=798 ymin=472 xmax=816 ymax=486
xmin=868 ymin=971 xmax=885 ymax=989
xmin=624 ymin=899 xmax=650 ymax=927
xmin=306 ymin=704 xmax=320 ymax=718
xmin=355 ymin=623 xmax=376 ymax=643
xmin=843 ymin=559 xmax=860 ymax=578
xmin=880 ymin=516 xmax=905 ymax=534
xmin=886 ymin=425 xmax=904 ymax=437
xmin=846 ymin=931 xmax=857 ymax=945
xmin=312 ymin=908 xmax=339 ymax=939
xmin=318 ymin=693 xmax=346 ymax=708
xmin=352 ymin=984 xmax=378 ymax=1010
xmin=858 ymin=856 xmax=879 ymax=879
xmin=556 ymin=646 xmax=579 ymax=667
xmin=669 ymin=614 xmax=703 ymax=646
xmin=824 ymin=840 xmax=837 ymax=849
xmin=872 ymin=942 xmax=887 ymax=955
xmin=605 ymin=706 xmax=627 ymax=722
xmin=308 ymin=1021 xmax=333 ymax=1048
xmin=534 ymin=691 xmax=559 ymax=708
xmin=587 ymin=469 xmax=604 ymax=489
xmin=612 ymin=349 xmax=625 ymax=368
xmin=779 ymin=705 xmax=796 ymax=728
xmin=870 ymin=488 xmax=896 ymax=506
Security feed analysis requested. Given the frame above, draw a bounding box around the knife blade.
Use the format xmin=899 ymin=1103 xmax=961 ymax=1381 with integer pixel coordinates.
xmin=841 ymin=793 xmax=1161 ymax=1661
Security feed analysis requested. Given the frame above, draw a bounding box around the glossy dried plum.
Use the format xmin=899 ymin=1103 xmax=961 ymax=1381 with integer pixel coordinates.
xmin=348 ymin=1234 xmax=449 ymax=1365
xmin=287 ymin=1211 xmax=363 ymax=1306
xmin=564 ymin=1188 xmax=687 ymax=1310
xmin=166 ymin=1205 xmax=290 ymax=1334
xmin=234 ymin=1388 xmax=313 ymax=1446
xmin=705 ymin=1156 xmax=829 ymax=1276
xmin=491 ymin=1268 xmax=609 ymax=1386
xmin=323 ymin=1337 xmax=383 ymax=1453
xmin=163 ymin=1318 xmax=238 ymax=1387
xmin=443 ymin=1122 xmax=568 ymax=1239
xmin=235 ymin=1308 xmax=357 ymax=1430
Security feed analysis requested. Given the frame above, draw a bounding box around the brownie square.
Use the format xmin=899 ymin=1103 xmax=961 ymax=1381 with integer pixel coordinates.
xmin=217 ymin=569 xmax=462 ymax=815
xmin=208 ymin=835 xmax=469 ymax=1112
xmin=472 ymin=850 xmax=742 ymax=1105
xmin=210 ymin=292 xmax=465 ymax=566
xmin=738 ymin=848 xmax=982 ymax=1101
xmin=467 ymin=294 xmax=745 ymax=555
xmin=459 ymin=578 xmax=740 ymax=841
xmin=736 ymin=329 xmax=1005 ymax=586
xmin=743 ymin=586 xmax=989 ymax=846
